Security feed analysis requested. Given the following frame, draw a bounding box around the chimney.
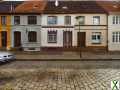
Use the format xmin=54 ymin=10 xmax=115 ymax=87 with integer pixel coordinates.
xmin=55 ymin=0 xmax=59 ymax=7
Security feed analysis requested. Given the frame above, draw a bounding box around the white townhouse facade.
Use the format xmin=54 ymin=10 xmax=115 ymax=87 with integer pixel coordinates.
xmin=40 ymin=1 xmax=108 ymax=51
xmin=1 ymin=0 xmax=118 ymax=52
xmin=10 ymin=1 xmax=46 ymax=51
xmin=11 ymin=15 xmax=42 ymax=51
xmin=41 ymin=14 xmax=75 ymax=51
xmin=108 ymin=12 xmax=120 ymax=51
xmin=98 ymin=1 xmax=120 ymax=51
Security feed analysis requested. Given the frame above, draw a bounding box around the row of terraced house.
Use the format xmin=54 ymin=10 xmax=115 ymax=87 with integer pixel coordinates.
xmin=0 ymin=1 xmax=120 ymax=51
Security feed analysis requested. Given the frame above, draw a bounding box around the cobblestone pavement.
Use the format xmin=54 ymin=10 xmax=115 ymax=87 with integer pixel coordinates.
xmin=0 ymin=61 xmax=120 ymax=90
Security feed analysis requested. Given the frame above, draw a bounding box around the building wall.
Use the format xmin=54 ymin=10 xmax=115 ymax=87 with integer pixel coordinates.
xmin=75 ymin=14 xmax=107 ymax=25
xmin=11 ymin=15 xmax=41 ymax=51
xmin=41 ymin=14 xmax=75 ymax=26
xmin=108 ymin=13 xmax=120 ymax=51
xmin=0 ymin=15 xmax=11 ymax=50
xmin=75 ymin=14 xmax=107 ymax=47
xmin=41 ymin=14 xmax=75 ymax=48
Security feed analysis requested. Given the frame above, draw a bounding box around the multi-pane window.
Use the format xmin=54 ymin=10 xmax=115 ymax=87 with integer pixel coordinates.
xmin=28 ymin=16 xmax=37 ymax=25
xmin=1 ymin=16 xmax=6 ymax=25
xmin=78 ymin=16 xmax=85 ymax=25
xmin=47 ymin=16 xmax=57 ymax=25
xmin=14 ymin=16 xmax=20 ymax=25
xmin=65 ymin=16 xmax=71 ymax=25
xmin=48 ymin=31 xmax=57 ymax=43
xmin=28 ymin=31 xmax=37 ymax=42
xmin=93 ymin=16 xmax=100 ymax=25
xmin=112 ymin=32 xmax=120 ymax=43
xmin=92 ymin=32 xmax=101 ymax=43
xmin=113 ymin=16 xmax=120 ymax=24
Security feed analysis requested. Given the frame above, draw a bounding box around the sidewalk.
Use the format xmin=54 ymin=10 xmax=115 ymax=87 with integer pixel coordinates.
xmin=14 ymin=51 xmax=120 ymax=60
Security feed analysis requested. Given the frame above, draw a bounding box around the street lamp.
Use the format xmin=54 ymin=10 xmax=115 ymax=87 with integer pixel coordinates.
xmin=76 ymin=16 xmax=82 ymax=58
xmin=79 ymin=21 xmax=82 ymax=58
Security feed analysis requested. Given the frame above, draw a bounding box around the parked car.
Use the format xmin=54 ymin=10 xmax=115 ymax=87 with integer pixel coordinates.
xmin=0 ymin=52 xmax=15 ymax=62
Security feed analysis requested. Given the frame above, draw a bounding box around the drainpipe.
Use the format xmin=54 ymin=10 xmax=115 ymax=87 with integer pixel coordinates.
xmin=107 ymin=13 xmax=109 ymax=53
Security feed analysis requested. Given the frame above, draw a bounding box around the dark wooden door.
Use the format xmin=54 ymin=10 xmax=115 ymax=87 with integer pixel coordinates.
xmin=1 ymin=31 xmax=7 ymax=47
xmin=14 ymin=31 xmax=21 ymax=47
xmin=77 ymin=32 xmax=86 ymax=47
xmin=63 ymin=31 xmax=72 ymax=48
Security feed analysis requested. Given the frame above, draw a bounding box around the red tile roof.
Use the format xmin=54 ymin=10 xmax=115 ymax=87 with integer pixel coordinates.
xmin=44 ymin=1 xmax=108 ymax=14
xmin=15 ymin=1 xmax=47 ymax=14
xmin=0 ymin=1 xmax=119 ymax=14
xmin=97 ymin=1 xmax=120 ymax=12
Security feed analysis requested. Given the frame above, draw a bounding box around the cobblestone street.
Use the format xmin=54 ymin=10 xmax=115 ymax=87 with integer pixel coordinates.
xmin=0 ymin=61 xmax=120 ymax=90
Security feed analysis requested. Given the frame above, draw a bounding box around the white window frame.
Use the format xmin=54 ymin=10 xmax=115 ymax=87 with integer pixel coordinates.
xmin=47 ymin=31 xmax=57 ymax=43
xmin=65 ymin=16 xmax=71 ymax=25
xmin=112 ymin=32 xmax=120 ymax=43
xmin=14 ymin=16 xmax=20 ymax=25
xmin=113 ymin=16 xmax=120 ymax=24
xmin=1 ymin=16 xmax=6 ymax=25
xmin=92 ymin=32 xmax=101 ymax=44
xmin=93 ymin=16 xmax=100 ymax=25
xmin=47 ymin=16 xmax=57 ymax=25
xmin=79 ymin=16 xmax=85 ymax=25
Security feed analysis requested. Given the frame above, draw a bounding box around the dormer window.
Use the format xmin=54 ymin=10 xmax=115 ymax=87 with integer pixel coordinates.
xmin=33 ymin=5 xmax=38 ymax=9
xmin=62 ymin=6 xmax=68 ymax=9
xmin=113 ymin=5 xmax=118 ymax=8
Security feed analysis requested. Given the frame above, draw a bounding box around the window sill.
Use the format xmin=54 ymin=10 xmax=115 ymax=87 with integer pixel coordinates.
xmin=48 ymin=42 xmax=57 ymax=43
xmin=28 ymin=24 xmax=37 ymax=25
xmin=92 ymin=43 xmax=101 ymax=44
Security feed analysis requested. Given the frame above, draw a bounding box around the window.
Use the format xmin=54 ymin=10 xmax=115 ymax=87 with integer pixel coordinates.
xmin=112 ymin=32 xmax=120 ymax=43
xmin=65 ymin=16 xmax=71 ymax=25
xmin=47 ymin=16 xmax=57 ymax=25
xmin=93 ymin=16 xmax=100 ymax=25
xmin=78 ymin=16 xmax=85 ymax=25
xmin=28 ymin=16 xmax=37 ymax=25
xmin=92 ymin=32 xmax=101 ymax=43
xmin=1 ymin=16 xmax=6 ymax=25
xmin=48 ymin=31 xmax=57 ymax=43
xmin=113 ymin=16 xmax=120 ymax=24
xmin=14 ymin=16 xmax=20 ymax=25
xmin=28 ymin=31 xmax=37 ymax=42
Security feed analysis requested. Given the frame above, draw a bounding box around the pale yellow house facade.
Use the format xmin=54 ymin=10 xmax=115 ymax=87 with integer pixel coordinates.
xmin=74 ymin=14 xmax=107 ymax=49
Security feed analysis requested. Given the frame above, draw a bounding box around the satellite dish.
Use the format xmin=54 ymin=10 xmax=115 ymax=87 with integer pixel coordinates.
xmin=55 ymin=0 xmax=59 ymax=7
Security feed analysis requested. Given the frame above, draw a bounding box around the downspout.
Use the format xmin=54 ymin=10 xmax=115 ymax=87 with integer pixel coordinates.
xmin=107 ymin=12 xmax=109 ymax=53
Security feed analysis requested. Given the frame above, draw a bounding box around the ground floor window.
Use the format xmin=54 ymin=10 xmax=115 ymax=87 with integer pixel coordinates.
xmin=28 ymin=31 xmax=37 ymax=42
xmin=47 ymin=31 xmax=57 ymax=43
xmin=112 ymin=32 xmax=120 ymax=43
xmin=92 ymin=32 xmax=101 ymax=44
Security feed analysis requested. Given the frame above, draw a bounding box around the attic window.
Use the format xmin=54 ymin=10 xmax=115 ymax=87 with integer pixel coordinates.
xmin=62 ymin=6 xmax=68 ymax=9
xmin=113 ymin=5 xmax=118 ymax=8
xmin=33 ymin=5 xmax=38 ymax=9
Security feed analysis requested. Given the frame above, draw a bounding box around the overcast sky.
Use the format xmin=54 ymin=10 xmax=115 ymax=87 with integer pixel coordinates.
xmin=3 ymin=0 xmax=120 ymax=1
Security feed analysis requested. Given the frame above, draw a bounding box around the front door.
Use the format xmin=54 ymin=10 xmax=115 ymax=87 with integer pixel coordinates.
xmin=63 ymin=31 xmax=72 ymax=48
xmin=14 ymin=31 xmax=21 ymax=47
xmin=77 ymin=32 xmax=86 ymax=47
xmin=1 ymin=31 xmax=7 ymax=47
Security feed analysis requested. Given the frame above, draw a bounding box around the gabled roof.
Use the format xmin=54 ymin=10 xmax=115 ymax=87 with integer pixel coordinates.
xmin=97 ymin=1 xmax=120 ymax=12
xmin=0 ymin=1 xmax=119 ymax=14
xmin=0 ymin=1 xmax=23 ymax=14
xmin=44 ymin=1 xmax=108 ymax=14
xmin=15 ymin=1 xmax=46 ymax=14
